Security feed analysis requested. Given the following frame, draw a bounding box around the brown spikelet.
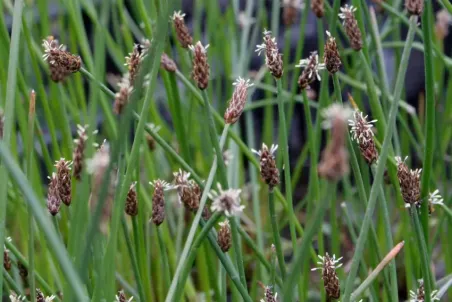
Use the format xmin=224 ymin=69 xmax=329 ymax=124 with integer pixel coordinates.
xmin=146 ymin=134 xmax=156 ymax=151
xmin=217 ymin=220 xmax=232 ymax=252
xmin=253 ymin=144 xmax=280 ymax=190
xmin=42 ymin=37 xmax=81 ymax=82
xmin=311 ymin=0 xmax=324 ymax=18
xmin=173 ymin=170 xmax=211 ymax=219
xmin=258 ymin=283 xmax=279 ymax=302
xmin=395 ymin=156 xmax=422 ymax=207
xmin=318 ymin=105 xmax=350 ymax=181
xmin=297 ymin=52 xmax=325 ymax=90
xmin=47 ymin=173 xmax=61 ymax=216
xmin=339 ymin=5 xmax=363 ymax=51
xmin=324 ymin=31 xmax=341 ymax=74
xmin=190 ymin=42 xmax=210 ymax=90
xmin=322 ymin=254 xmax=341 ymax=300
xmin=151 ymin=180 xmax=167 ymax=225
xmin=224 ymin=78 xmax=253 ymax=124
xmin=256 ymin=30 xmax=283 ymax=78
xmin=3 ymin=249 xmax=11 ymax=271
xmin=113 ymin=77 xmax=133 ymax=115
xmin=349 ymin=110 xmax=379 ymax=165
xmin=405 ymin=0 xmax=423 ymax=16
xmin=283 ymin=6 xmax=298 ymax=26
xmin=161 ymin=53 xmax=177 ymax=72
xmin=116 ymin=290 xmax=129 ymax=302
xmin=55 ymin=158 xmax=72 ymax=206
xmin=73 ymin=125 xmax=88 ymax=180
xmin=18 ymin=262 xmax=28 ymax=282
xmin=125 ymin=45 xmax=143 ymax=85
xmin=125 ymin=182 xmax=138 ymax=216
xmin=36 ymin=289 xmax=45 ymax=302
xmin=172 ymin=11 xmax=193 ymax=48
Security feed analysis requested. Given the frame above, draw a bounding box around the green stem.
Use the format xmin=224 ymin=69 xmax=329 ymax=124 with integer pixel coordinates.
xmin=268 ymin=191 xmax=286 ymax=279
xmin=341 ymin=15 xmax=418 ymax=302
xmin=157 ymin=227 xmax=172 ymax=293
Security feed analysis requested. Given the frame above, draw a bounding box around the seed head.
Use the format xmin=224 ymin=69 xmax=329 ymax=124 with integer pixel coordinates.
xmin=296 ymin=51 xmax=326 ymax=90
xmin=259 ymin=285 xmax=278 ymax=302
xmin=405 ymin=0 xmax=423 ymax=16
xmin=252 ymin=144 xmax=280 ymax=190
xmin=47 ymin=173 xmax=61 ymax=216
xmin=42 ymin=37 xmax=81 ymax=82
xmin=339 ymin=5 xmax=363 ymax=51
xmin=172 ymin=11 xmax=193 ymax=48
xmin=312 ymin=253 xmax=343 ymax=300
xmin=318 ymin=105 xmax=352 ymax=181
xmin=116 ymin=290 xmax=134 ymax=302
xmin=282 ymin=0 xmax=304 ymax=26
xmin=73 ymin=124 xmax=97 ymax=180
xmin=36 ymin=289 xmax=56 ymax=302
xmin=114 ymin=76 xmax=133 ymax=115
xmin=54 ymin=158 xmax=72 ymax=206
xmin=124 ymin=182 xmax=138 ymax=216
xmin=150 ymin=180 xmax=172 ymax=225
xmin=217 ymin=220 xmax=232 ymax=252
xmin=395 ymin=156 xmax=422 ymax=208
xmin=409 ymin=279 xmax=439 ymax=302
xmin=224 ymin=77 xmax=254 ymax=124
xmin=160 ymin=53 xmax=177 ymax=72
xmin=189 ymin=42 xmax=210 ymax=90
xmin=210 ymin=184 xmax=244 ymax=217
xmin=256 ymin=30 xmax=284 ymax=78
xmin=311 ymin=0 xmax=324 ymax=18
xmin=324 ymin=31 xmax=341 ymax=74
xmin=3 ymin=249 xmax=11 ymax=271
xmin=348 ymin=110 xmax=379 ymax=164
xmin=125 ymin=44 xmax=144 ymax=85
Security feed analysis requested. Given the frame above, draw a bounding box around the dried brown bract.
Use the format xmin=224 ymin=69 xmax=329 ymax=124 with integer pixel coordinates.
xmin=395 ymin=156 xmax=422 ymax=208
xmin=224 ymin=77 xmax=254 ymax=124
xmin=42 ymin=37 xmax=81 ymax=82
xmin=217 ymin=220 xmax=232 ymax=252
xmin=252 ymin=143 xmax=280 ymax=190
xmin=349 ymin=110 xmax=379 ymax=165
xmin=256 ymin=30 xmax=283 ymax=78
xmin=324 ymin=31 xmax=341 ymax=74
xmin=189 ymin=42 xmax=210 ymax=90
xmin=405 ymin=0 xmax=423 ymax=16
xmin=172 ymin=11 xmax=193 ymax=48
xmin=312 ymin=253 xmax=343 ymax=300
xmin=339 ymin=5 xmax=363 ymax=51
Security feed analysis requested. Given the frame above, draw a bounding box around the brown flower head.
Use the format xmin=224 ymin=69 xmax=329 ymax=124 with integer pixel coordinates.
xmin=311 ymin=0 xmax=324 ymax=18
xmin=189 ymin=42 xmax=210 ymax=90
xmin=47 ymin=173 xmax=61 ymax=216
xmin=113 ymin=76 xmax=133 ymax=115
xmin=125 ymin=182 xmax=138 ymax=216
xmin=55 ymin=158 xmax=72 ymax=206
xmin=282 ymin=0 xmax=304 ymax=26
xmin=252 ymin=143 xmax=280 ymax=190
xmin=42 ymin=37 xmax=81 ymax=82
xmin=324 ymin=31 xmax=341 ymax=74
xmin=172 ymin=11 xmax=193 ymax=48
xmin=405 ymin=0 xmax=424 ymax=16
xmin=312 ymin=253 xmax=343 ymax=300
xmin=339 ymin=5 xmax=363 ymax=51
xmin=73 ymin=124 xmax=98 ymax=180
xmin=116 ymin=290 xmax=134 ymax=302
xmin=125 ymin=45 xmax=144 ymax=85
xmin=160 ymin=53 xmax=177 ymax=72
xmin=210 ymin=184 xmax=244 ymax=217
xmin=217 ymin=220 xmax=232 ymax=252
xmin=349 ymin=110 xmax=379 ymax=164
xmin=296 ymin=51 xmax=326 ymax=90
xmin=409 ymin=279 xmax=439 ymax=302
xmin=318 ymin=104 xmax=352 ymax=181
xmin=256 ymin=30 xmax=284 ymax=78
xmin=259 ymin=285 xmax=279 ymax=302
xmin=224 ymin=77 xmax=254 ymax=124
xmin=150 ymin=180 xmax=172 ymax=225
xmin=36 ymin=289 xmax=55 ymax=302
xmin=395 ymin=156 xmax=422 ymax=208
